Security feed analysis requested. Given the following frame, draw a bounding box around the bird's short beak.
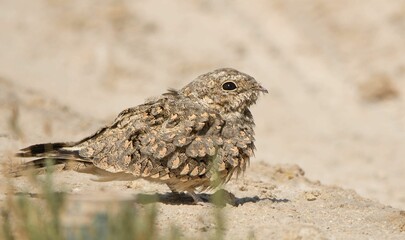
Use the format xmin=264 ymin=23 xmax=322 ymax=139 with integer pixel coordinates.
xmin=256 ymin=84 xmax=268 ymax=94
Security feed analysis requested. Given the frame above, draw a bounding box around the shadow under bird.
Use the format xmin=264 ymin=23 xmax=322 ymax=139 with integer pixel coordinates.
xmin=15 ymin=68 xmax=267 ymax=203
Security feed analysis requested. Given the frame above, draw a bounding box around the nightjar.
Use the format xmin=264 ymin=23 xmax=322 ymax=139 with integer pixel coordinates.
xmin=16 ymin=68 xmax=267 ymax=203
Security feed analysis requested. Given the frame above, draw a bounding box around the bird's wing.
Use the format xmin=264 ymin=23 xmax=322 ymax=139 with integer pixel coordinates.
xmin=75 ymin=93 xmax=222 ymax=178
xmin=76 ymin=94 xmax=253 ymax=184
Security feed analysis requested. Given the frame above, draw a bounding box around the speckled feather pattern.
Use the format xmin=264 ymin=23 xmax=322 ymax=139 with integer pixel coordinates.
xmin=16 ymin=68 xmax=267 ymax=197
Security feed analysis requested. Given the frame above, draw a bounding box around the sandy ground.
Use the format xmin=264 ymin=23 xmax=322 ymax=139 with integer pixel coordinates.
xmin=1 ymin=0 xmax=405 ymax=239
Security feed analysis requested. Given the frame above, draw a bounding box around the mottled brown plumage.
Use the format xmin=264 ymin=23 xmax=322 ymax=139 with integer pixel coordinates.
xmin=16 ymin=68 xmax=267 ymax=202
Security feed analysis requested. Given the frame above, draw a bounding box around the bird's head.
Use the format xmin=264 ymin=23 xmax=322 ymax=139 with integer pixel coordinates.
xmin=180 ymin=68 xmax=267 ymax=113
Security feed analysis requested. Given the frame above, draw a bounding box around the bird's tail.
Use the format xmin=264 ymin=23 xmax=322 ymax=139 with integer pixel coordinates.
xmin=16 ymin=142 xmax=79 ymax=158
xmin=11 ymin=142 xmax=92 ymax=177
xmin=12 ymin=142 xmax=134 ymax=181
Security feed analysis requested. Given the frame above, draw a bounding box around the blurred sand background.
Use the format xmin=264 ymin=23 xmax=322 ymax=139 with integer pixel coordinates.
xmin=0 ymin=0 xmax=405 ymax=239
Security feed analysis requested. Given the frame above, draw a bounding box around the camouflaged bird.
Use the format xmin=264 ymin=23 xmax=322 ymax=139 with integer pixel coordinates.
xmin=16 ymin=68 xmax=267 ymax=203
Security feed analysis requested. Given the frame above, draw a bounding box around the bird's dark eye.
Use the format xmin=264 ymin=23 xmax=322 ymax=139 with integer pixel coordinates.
xmin=222 ymin=81 xmax=237 ymax=91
